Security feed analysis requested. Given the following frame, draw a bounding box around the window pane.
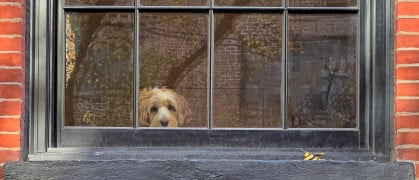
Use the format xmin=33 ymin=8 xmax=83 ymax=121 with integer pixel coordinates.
xmin=289 ymin=0 xmax=356 ymax=7
xmin=213 ymin=13 xmax=282 ymax=128
xmin=139 ymin=13 xmax=208 ymax=128
xmin=140 ymin=0 xmax=207 ymax=6
xmin=215 ymin=0 xmax=281 ymax=6
xmin=287 ymin=14 xmax=357 ymax=128
xmin=65 ymin=13 xmax=134 ymax=127
xmin=66 ymin=0 xmax=133 ymax=6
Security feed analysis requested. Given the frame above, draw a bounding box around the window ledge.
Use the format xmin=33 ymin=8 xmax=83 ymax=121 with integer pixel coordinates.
xmin=5 ymin=155 xmax=415 ymax=179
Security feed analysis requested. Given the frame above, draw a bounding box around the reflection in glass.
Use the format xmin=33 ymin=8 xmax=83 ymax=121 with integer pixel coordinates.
xmin=140 ymin=0 xmax=207 ymax=6
xmin=65 ymin=13 xmax=134 ymax=127
xmin=215 ymin=0 xmax=281 ymax=6
xmin=287 ymin=14 xmax=357 ymax=128
xmin=289 ymin=0 xmax=356 ymax=7
xmin=66 ymin=0 xmax=133 ymax=6
xmin=213 ymin=13 xmax=282 ymax=128
xmin=139 ymin=13 xmax=208 ymax=128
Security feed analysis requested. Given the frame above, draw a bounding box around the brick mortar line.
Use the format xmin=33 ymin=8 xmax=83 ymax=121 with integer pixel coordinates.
xmin=396 ymin=112 xmax=419 ymax=116
xmin=0 ymin=35 xmax=22 ymax=38
xmin=398 ymin=0 xmax=419 ymax=2
xmin=396 ymin=145 xmax=419 ymax=149
xmin=0 ymin=18 xmax=22 ymax=23
xmin=0 ymin=2 xmax=22 ymax=7
xmin=0 ymin=82 xmax=22 ymax=86
xmin=0 ymin=131 xmax=19 ymax=135
xmin=0 ymin=98 xmax=22 ymax=102
xmin=397 ymin=32 xmax=419 ymax=35
xmin=397 ymin=128 xmax=419 ymax=133
xmin=0 ymin=66 xmax=22 ymax=69
xmin=397 ymin=80 xmax=419 ymax=84
xmin=0 ymin=115 xmax=22 ymax=118
xmin=0 ymin=115 xmax=20 ymax=118
xmin=0 ymin=147 xmax=19 ymax=151
xmin=397 ymin=63 xmax=419 ymax=67
xmin=397 ymin=96 xmax=419 ymax=99
xmin=0 ymin=51 xmax=22 ymax=54
xmin=397 ymin=48 xmax=419 ymax=51
xmin=397 ymin=15 xmax=419 ymax=19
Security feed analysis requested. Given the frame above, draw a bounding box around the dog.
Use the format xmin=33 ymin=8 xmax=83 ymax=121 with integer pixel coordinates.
xmin=139 ymin=87 xmax=191 ymax=127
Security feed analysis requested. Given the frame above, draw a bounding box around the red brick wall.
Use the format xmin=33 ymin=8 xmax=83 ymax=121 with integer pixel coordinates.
xmin=0 ymin=0 xmax=25 ymax=178
xmin=395 ymin=0 xmax=419 ymax=179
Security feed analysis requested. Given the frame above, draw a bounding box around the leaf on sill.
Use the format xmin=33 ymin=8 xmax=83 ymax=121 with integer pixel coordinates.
xmin=301 ymin=149 xmax=326 ymax=160
xmin=83 ymin=110 xmax=91 ymax=124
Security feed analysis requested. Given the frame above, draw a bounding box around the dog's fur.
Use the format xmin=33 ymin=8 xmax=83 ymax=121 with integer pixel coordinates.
xmin=139 ymin=87 xmax=191 ymax=127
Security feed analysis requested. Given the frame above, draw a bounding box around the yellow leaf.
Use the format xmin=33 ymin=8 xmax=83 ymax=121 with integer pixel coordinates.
xmin=83 ymin=111 xmax=91 ymax=124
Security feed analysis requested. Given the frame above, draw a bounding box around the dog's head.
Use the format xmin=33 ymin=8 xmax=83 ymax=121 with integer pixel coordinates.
xmin=139 ymin=87 xmax=191 ymax=127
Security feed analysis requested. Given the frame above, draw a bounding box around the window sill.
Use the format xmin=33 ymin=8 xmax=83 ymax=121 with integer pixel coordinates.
xmin=5 ymin=148 xmax=415 ymax=180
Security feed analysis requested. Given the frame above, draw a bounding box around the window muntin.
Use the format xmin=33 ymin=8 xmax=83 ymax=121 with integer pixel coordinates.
xmin=62 ymin=1 xmax=360 ymax=130
xmin=66 ymin=0 xmax=133 ymax=6
xmin=288 ymin=0 xmax=356 ymax=7
xmin=140 ymin=0 xmax=208 ymax=6
xmin=215 ymin=0 xmax=281 ymax=6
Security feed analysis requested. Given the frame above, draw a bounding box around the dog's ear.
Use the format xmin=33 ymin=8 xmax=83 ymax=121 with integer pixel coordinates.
xmin=139 ymin=87 xmax=152 ymax=127
xmin=174 ymin=93 xmax=191 ymax=126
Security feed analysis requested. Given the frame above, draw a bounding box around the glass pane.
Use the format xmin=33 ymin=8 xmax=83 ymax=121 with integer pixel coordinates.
xmin=139 ymin=13 xmax=208 ymax=128
xmin=66 ymin=0 xmax=133 ymax=6
xmin=65 ymin=13 xmax=134 ymax=127
xmin=213 ymin=13 xmax=282 ymax=128
xmin=287 ymin=14 xmax=357 ymax=128
xmin=289 ymin=0 xmax=356 ymax=7
xmin=215 ymin=0 xmax=281 ymax=6
xmin=140 ymin=0 xmax=207 ymax=6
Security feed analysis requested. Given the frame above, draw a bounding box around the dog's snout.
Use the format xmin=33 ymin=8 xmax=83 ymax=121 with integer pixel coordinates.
xmin=160 ymin=119 xmax=169 ymax=127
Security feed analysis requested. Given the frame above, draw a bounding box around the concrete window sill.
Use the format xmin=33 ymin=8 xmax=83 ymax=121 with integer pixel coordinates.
xmin=4 ymin=147 xmax=415 ymax=179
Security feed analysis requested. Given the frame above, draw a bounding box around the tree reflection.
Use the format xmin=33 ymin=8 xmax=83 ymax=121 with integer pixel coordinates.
xmin=65 ymin=0 xmax=357 ymax=128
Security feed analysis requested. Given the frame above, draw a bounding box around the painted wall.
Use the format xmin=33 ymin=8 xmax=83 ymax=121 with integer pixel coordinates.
xmin=395 ymin=0 xmax=419 ymax=178
xmin=1 ymin=0 xmax=419 ymax=179
xmin=0 ymin=0 xmax=25 ymax=178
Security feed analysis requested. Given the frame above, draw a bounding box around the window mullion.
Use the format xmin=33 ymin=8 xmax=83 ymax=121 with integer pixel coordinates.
xmin=282 ymin=1 xmax=288 ymax=129
xmin=133 ymin=8 xmax=140 ymax=128
xmin=208 ymin=0 xmax=214 ymax=129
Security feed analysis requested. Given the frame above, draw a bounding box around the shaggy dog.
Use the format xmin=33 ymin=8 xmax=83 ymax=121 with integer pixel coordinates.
xmin=139 ymin=87 xmax=191 ymax=127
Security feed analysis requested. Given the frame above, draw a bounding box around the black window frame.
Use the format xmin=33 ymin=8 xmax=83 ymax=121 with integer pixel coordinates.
xmin=27 ymin=0 xmax=394 ymax=160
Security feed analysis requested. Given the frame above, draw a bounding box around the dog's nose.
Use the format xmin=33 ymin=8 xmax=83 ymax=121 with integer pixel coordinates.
xmin=160 ymin=119 xmax=169 ymax=127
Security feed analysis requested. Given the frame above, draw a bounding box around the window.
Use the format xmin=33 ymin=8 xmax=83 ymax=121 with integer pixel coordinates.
xmin=29 ymin=0 xmax=393 ymax=159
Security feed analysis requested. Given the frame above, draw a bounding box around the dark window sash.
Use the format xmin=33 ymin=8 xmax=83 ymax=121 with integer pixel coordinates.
xmin=60 ymin=128 xmax=359 ymax=148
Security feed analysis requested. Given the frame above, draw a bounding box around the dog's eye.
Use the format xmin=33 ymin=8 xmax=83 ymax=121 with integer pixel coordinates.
xmin=168 ymin=105 xmax=176 ymax=112
xmin=150 ymin=106 xmax=158 ymax=113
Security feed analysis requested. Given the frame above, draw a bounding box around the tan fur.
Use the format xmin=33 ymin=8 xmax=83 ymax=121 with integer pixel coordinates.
xmin=139 ymin=87 xmax=191 ymax=127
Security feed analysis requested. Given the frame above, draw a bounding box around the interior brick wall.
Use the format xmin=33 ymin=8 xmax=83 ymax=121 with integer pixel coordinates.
xmin=0 ymin=0 xmax=25 ymax=178
xmin=395 ymin=0 xmax=419 ymax=179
